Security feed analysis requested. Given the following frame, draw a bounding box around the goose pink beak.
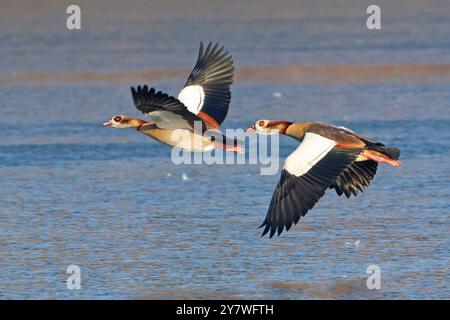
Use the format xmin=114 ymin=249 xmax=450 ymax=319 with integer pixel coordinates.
xmin=246 ymin=124 xmax=256 ymax=133
xmin=102 ymin=121 xmax=112 ymax=127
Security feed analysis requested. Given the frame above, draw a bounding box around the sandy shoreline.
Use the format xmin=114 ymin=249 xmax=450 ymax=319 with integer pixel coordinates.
xmin=2 ymin=64 xmax=450 ymax=86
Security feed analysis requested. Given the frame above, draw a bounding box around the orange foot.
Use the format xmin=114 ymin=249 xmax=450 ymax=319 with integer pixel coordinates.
xmin=362 ymin=150 xmax=401 ymax=166
xmin=214 ymin=142 xmax=244 ymax=154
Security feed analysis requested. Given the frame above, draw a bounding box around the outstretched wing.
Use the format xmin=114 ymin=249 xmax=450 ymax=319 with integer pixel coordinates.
xmin=131 ymin=85 xmax=206 ymax=132
xmin=260 ymin=133 xmax=361 ymax=238
xmin=330 ymin=160 xmax=378 ymax=198
xmin=178 ymin=41 xmax=234 ymax=127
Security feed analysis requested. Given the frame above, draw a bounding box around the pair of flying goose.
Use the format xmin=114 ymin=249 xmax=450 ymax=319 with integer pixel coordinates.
xmin=103 ymin=42 xmax=401 ymax=238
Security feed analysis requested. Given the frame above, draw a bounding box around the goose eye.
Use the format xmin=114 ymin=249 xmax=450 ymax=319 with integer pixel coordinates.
xmin=258 ymin=120 xmax=265 ymax=127
xmin=114 ymin=116 xmax=122 ymax=122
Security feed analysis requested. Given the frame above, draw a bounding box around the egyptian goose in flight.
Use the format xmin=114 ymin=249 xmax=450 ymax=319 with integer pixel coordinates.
xmin=102 ymin=42 xmax=239 ymax=152
xmin=247 ymin=120 xmax=401 ymax=238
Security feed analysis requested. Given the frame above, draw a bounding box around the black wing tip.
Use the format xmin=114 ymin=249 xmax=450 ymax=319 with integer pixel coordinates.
xmin=331 ymin=160 xmax=378 ymax=198
xmin=131 ymin=85 xmax=168 ymax=100
xmin=259 ymin=219 xmax=270 ymax=237
xmin=202 ymin=40 xmax=221 ymax=49
xmin=197 ymin=41 xmax=232 ymax=63
xmin=131 ymin=84 xmax=182 ymax=114
xmin=260 ymin=219 xmax=301 ymax=238
xmin=259 ymin=218 xmax=289 ymax=238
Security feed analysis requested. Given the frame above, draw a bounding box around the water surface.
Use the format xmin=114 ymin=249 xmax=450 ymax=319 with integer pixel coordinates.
xmin=0 ymin=0 xmax=449 ymax=299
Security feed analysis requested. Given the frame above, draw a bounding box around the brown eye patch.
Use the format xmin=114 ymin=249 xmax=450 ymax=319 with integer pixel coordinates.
xmin=259 ymin=120 xmax=265 ymax=127
xmin=114 ymin=116 xmax=122 ymax=122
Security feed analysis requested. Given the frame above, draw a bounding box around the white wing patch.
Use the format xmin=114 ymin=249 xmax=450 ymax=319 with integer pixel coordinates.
xmin=284 ymin=133 xmax=336 ymax=177
xmin=178 ymin=85 xmax=205 ymax=115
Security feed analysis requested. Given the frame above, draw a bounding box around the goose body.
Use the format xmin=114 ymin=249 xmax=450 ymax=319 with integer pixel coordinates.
xmin=247 ymin=120 xmax=401 ymax=238
xmin=138 ymin=121 xmax=215 ymax=152
xmin=103 ymin=42 xmax=240 ymax=152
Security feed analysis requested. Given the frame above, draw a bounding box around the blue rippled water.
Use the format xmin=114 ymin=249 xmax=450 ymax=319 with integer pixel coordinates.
xmin=0 ymin=0 xmax=449 ymax=299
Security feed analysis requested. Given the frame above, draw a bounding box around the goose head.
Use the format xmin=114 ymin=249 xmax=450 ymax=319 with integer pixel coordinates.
xmin=247 ymin=119 xmax=287 ymax=135
xmin=102 ymin=115 xmax=145 ymax=129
